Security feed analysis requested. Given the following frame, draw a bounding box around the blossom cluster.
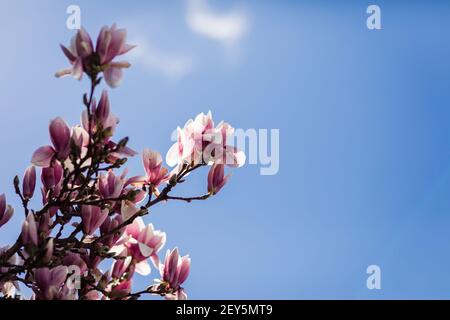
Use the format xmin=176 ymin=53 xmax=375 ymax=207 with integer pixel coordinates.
xmin=0 ymin=24 xmax=243 ymax=300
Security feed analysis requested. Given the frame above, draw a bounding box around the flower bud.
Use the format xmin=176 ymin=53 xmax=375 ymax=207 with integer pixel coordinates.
xmin=41 ymin=162 xmax=63 ymax=191
xmin=49 ymin=117 xmax=71 ymax=160
xmin=98 ymin=170 xmax=125 ymax=199
xmin=22 ymin=165 xmax=36 ymax=199
xmin=21 ymin=213 xmax=39 ymax=246
xmin=38 ymin=212 xmax=51 ymax=237
xmin=100 ymin=214 xmax=124 ymax=247
xmin=96 ymin=90 xmax=111 ymax=125
xmin=207 ymin=164 xmax=230 ymax=195
xmin=43 ymin=238 xmax=54 ymax=264
xmin=81 ymin=205 xmax=109 ymax=235
xmin=71 ymin=126 xmax=90 ymax=148
xmin=161 ymin=247 xmax=191 ymax=296
xmin=0 ymin=194 xmax=14 ymax=228
xmin=112 ymin=255 xmax=133 ymax=279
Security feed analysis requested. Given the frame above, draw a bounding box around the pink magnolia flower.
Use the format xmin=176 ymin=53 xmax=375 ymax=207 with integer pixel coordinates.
xmin=41 ymin=161 xmax=63 ymax=192
xmin=166 ymin=111 xmax=245 ymax=168
xmin=56 ymin=24 xmax=135 ymax=88
xmin=81 ymin=90 xmax=119 ymax=138
xmin=142 ymin=148 xmax=169 ymax=186
xmin=111 ymin=253 xmax=134 ymax=279
xmin=129 ymin=149 xmax=169 ymax=188
xmin=166 ymin=126 xmax=195 ymax=167
xmin=33 ymin=266 xmax=69 ymax=300
xmin=160 ymin=247 xmax=191 ymax=300
xmin=50 ymin=117 xmax=71 ymax=159
xmin=81 ymin=205 xmax=109 ymax=235
xmin=210 ymin=121 xmax=246 ymax=167
xmin=31 ymin=117 xmax=71 ymax=167
xmin=56 ymin=28 xmax=93 ymax=80
xmin=99 ymin=169 xmax=126 ymax=200
xmin=166 ymin=111 xmax=213 ymax=166
xmin=71 ymin=125 xmax=90 ymax=149
xmin=100 ymin=214 xmax=124 ymax=247
xmin=21 ymin=213 xmax=38 ymax=246
xmin=0 ymin=194 xmax=14 ymax=228
xmin=96 ymin=24 xmax=135 ymax=88
xmin=30 ymin=146 xmax=56 ymax=168
xmin=111 ymin=217 xmax=166 ymax=276
xmin=207 ymin=164 xmax=230 ymax=195
xmin=22 ymin=165 xmax=36 ymax=199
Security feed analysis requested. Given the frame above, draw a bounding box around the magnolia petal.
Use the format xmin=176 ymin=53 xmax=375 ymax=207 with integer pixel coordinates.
xmin=177 ymin=289 xmax=188 ymax=300
xmin=150 ymin=254 xmax=161 ymax=269
xmin=234 ymin=150 xmax=246 ymax=168
xmin=55 ymin=68 xmax=72 ymax=78
xmin=0 ymin=205 xmax=13 ymax=228
xmin=135 ymin=260 xmax=151 ymax=276
xmin=166 ymin=143 xmax=179 ymax=167
xmin=108 ymin=244 xmax=126 ymax=256
xmin=125 ymin=175 xmax=146 ymax=187
xmin=31 ymin=146 xmax=55 ymax=167
xmin=72 ymin=59 xmax=83 ymax=80
xmin=225 ymin=148 xmax=246 ymax=168
xmin=119 ymin=44 xmax=136 ymax=56
xmin=178 ymin=256 xmax=191 ymax=285
xmin=132 ymin=189 xmax=147 ymax=204
xmin=60 ymin=44 xmax=77 ymax=62
xmin=121 ymin=200 xmax=140 ymax=221
xmin=126 ymin=217 xmax=145 ymax=238
xmin=138 ymin=242 xmax=153 ymax=258
xmin=104 ymin=66 xmax=123 ymax=88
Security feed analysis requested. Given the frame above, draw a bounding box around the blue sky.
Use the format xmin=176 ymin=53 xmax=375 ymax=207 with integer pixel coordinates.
xmin=1 ymin=0 xmax=450 ymax=299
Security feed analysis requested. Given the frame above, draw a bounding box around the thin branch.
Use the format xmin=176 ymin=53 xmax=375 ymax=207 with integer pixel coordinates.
xmin=165 ymin=194 xmax=210 ymax=203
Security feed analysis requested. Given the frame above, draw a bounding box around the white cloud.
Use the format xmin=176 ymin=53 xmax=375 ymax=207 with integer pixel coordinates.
xmin=186 ymin=0 xmax=249 ymax=48
xmin=129 ymin=38 xmax=193 ymax=81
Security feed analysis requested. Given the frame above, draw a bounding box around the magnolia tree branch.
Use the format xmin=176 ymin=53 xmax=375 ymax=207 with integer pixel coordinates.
xmin=0 ymin=23 xmax=244 ymax=300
